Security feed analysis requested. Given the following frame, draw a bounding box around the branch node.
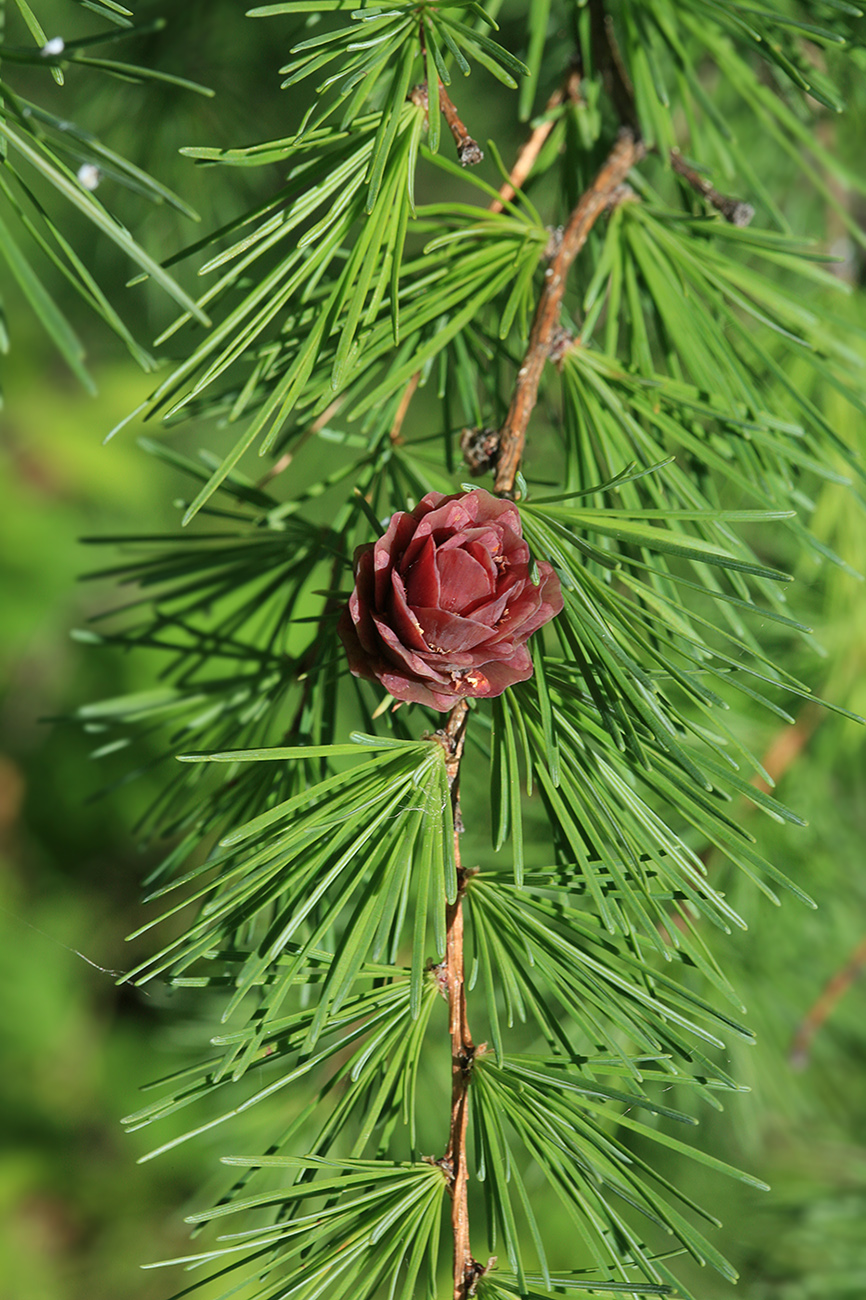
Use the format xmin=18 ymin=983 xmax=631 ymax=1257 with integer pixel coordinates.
xmin=729 ymin=200 xmax=756 ymax=228
xmin=457 ymin=139 xmax=484 ymax=168
xmin=458 ymin=1042 xmax=477 ymax=1077
xmin=544 ymin=225 xmax=564 ymax=259
xmin=549 ymin=325 xmax=575 ymax=364
xmin=409 ymin=82 xmax=429 ymax=116
xmin=424 ymin=1152 xmax=454 ymax=1176
xmin=465 ymin=1258 xmax=490 ymax=1296
xmin=671 ymin=149 xmax=755 ymax=226
xmin=461 ymin=425 xmax=501 ymax=476
xmin=429 ymin=959 xmax=450 ymax=1001
xmin=606 ymin=181 xmax=638 ymax=211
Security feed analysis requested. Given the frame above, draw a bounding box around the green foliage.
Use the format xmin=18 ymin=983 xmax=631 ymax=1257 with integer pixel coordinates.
xmin=173 ymin=1157 xmax=447 ymax=1300
xmin=8 ymin=0 xmax=866 ymax=1298
xmin=0 ymin=0 xmax=210 ymax=388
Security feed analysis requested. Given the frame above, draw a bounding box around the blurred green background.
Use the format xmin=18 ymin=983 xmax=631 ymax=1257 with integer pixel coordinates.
xmin=2 ymin=3 xmax=866 ymax=1299
xmin=0 ymin=7 xmax=296 ymax=1297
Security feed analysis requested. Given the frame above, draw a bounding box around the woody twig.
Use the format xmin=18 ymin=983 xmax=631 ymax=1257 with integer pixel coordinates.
xmin=439 ymin=84 xmax=484 ymax=167
xmin=489 ymin=62 xmax=582 ymax=214
xmin=435 ymin=701 xmax=487 ymax=1299
xmin=671 ymin=149 xmax=755 ymax=226
xmin=494 ymin=130 xmax=645 ymax=495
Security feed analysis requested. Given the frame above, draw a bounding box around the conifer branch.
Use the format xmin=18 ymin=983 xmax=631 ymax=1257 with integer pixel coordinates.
xmin=49 ymin=4 xmax=866 ymax=1294
xmin=436 ymin=700 xmax=483 ymax=1299
xmin=494 ymin=130 xmax=645 ymax=495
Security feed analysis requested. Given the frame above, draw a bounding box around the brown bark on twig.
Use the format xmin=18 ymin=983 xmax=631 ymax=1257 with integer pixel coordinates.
xmin=435 ymin=701 xmax=484 ymax=1299
xmin=753 ymin=703 xmax=822 ymax=795
xmin=410 ymin=79 xmax=481 ymax=167
xmin=460 ymin=426 xmax=501 ymax=476
xmin=445 ymin=881 xmax=475 ymax=1299
xmin=489 ymin=64 xmax=582 ymax=215
xmin=671 ymin=149 xmax=755 ymax=227
xmin=494 ymin=130 xmax=645 ymax=496
xmin=390 ymin=371 xmax=421 ymax=444
xmin=790 ymin=934 xmax=866 ymax=1068
xmin=439 ymin=84 xmax=484 ymax=167
xmin=256 ymin=397 xmax=344 ymax=488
